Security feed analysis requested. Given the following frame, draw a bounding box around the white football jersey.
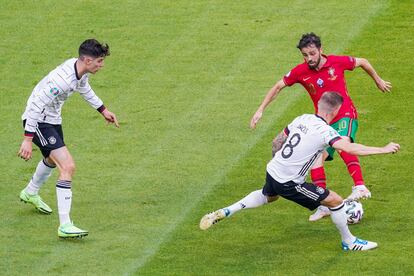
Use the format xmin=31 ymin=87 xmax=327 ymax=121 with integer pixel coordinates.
xmin=267 ymin=114 xmax=341 ymax=184
xmin=22 ymin=58 xmax=104 ymax=133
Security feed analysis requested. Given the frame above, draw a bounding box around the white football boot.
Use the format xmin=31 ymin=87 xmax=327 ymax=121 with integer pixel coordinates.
xmin=309 ymin=205 xmax=331 ymax=221
xmin=342 ymin=238 xmax=378 ymax=251
xmin=199 ymin=209 xmax=226 ymax=230
xmin=347 ymin=185 xmax=371 ymax=201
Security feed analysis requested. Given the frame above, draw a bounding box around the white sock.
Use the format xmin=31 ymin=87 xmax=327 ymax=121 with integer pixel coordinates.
xmin=56 ymin=180 xmax=72 ymax=226
xmin=224 ymin=189 xmax=268 ymax=216
xmin=25 ymin=159 xmax=55 ymax=195
xmin=329 ymin=201 xmax=355 ymax=245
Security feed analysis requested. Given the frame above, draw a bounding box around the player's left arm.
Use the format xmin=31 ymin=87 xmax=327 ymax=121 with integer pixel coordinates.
xmin=99 ymin=106 xmax=119 ymax=128
xmin=78 ymin=78 xmax=119 ymax=128
xmin=354 ymin=57 xmax=392 ymax=93
xmin=332 ymin=138 xmax=400 ymax=156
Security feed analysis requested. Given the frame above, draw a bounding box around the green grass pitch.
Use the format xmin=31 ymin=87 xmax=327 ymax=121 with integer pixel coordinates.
xmin=1 ymin=0 xmax=413 ymax=275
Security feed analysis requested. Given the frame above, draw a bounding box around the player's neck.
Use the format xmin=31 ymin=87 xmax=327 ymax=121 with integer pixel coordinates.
xmin=316 ymin=112 xmax=331 ymax=124
xmin=315 ymin=56 xmax=327 ymax=71
xmin=75 ymin=60 xmax=87 ymax=79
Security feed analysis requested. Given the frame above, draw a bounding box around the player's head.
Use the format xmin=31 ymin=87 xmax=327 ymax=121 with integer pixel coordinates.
xmin=318 ymin=92 xmax=343 ymax=121
xmin=78 ymin=39 xmax=110 ymax=74
xmin=297 ymin=33 xmax=322 ymax=69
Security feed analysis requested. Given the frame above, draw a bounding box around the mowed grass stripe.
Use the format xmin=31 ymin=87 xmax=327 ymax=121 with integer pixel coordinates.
xmin=137 ymin=3 xmax=392 ymax=274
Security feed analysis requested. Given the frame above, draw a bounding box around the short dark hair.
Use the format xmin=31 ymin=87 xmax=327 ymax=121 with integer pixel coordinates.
xmin=318 ymin=92 xmax=343 ymax=113
xmin=297 ymin=33 xmax=321 ymax=50
xmin=79 ymin=39 xmax=110 ymax=58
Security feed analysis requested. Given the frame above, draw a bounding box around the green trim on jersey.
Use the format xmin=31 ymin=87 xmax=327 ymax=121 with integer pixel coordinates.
xmin=326 ymin=117 xmax=358 ymax=161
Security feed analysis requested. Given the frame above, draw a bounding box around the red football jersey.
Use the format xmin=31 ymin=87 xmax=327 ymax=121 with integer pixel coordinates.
xmin=283 ymin=55 xmax=357 ymax=123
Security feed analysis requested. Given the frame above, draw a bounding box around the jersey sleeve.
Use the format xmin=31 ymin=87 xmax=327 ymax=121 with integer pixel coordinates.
xmin=321 ymin=125 xmax=342 ymax=147
xmin=24 ymin=82 xmax=63 ymax=136
xmin=77 ymin=75 xmax=105 ymax=111
xmin=282 ymin=65 xmax=301 ymax=86
xmin=335 ymin=55 xmax=356 ymax=71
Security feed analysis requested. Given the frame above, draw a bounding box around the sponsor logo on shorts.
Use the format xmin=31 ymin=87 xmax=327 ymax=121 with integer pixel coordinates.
xmin=48 ymin=136 xmax=57 ymax=145
xmin=316 ymin=186 xmax=325 ymax=194
xmin=50 ymin=87 xmax=59 ymax=96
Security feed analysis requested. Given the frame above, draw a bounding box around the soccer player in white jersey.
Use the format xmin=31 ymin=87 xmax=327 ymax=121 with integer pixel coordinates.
xmin=200 ymin=92 xmax=400 ymax=251
xmin=18 ymin=39 xmax=119 ymax=239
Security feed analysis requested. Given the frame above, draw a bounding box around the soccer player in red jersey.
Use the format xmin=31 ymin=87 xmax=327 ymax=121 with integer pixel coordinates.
xmin=250 ymin=33 xmax=392 ymax=221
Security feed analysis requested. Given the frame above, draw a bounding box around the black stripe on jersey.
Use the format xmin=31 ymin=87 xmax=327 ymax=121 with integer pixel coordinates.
xmin=32 ymin=102 xmax=41 ymax=110
xmin=56 ymin=71 xmax=71 ymax=86
xmin=37 ymin=95 xmax=48 ymax=105
xmin=298 ymin=152 xmax=319 ymax=176
xmin=329 ymin=136 xmax=342 ymax=146
xmin=81 ymin=88 xmax=93 ymax=95
xmin=61 ymin=66 xmax=69 ymax=75
xmin=84 ymin=94 xmax=95 ymax=101
xmin=284 ymin=127 xmax=290 ymax=136
xmin=29 ymin=108 xmax=41 ymax=115
xmin=41 ymin=89 xmax=54 ymax=100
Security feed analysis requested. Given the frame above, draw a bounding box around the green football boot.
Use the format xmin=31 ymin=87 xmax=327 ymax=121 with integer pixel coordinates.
xmin=58 ymin=222 xmax=88 ymax=239
xmin=19 ymin=189 xmax=52 ymax=214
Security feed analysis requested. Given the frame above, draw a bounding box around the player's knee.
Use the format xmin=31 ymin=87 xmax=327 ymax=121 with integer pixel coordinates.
xmin=322 ymin=190 xmax=343 ymax=207
xmin=61 ymin=161 xmax=76 ymax=175
xmin=266 ymin=195 xmax=279 ymax=203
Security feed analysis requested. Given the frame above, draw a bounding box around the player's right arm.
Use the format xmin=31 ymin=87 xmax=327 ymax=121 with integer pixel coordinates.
xmin=250 ymin=79 xmax=287 ymax=129
xmin=332 ymin=138 xmax=400 ymax=156
xmin=272 ymin=128 xmax=288 ymax=157
xmin=18 ymin=81 xmax=62 ymax=161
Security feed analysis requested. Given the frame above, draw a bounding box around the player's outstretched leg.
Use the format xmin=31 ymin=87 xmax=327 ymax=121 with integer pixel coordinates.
xmin=347 ymin=185 xmax=371 ymax=201
xmin=200 ymin=189 xmax=271 ymax=230
xmin=200 ymin=209 xmax=227 ymax=230
xmin=309 ymin=205 xmax=330 ymax=221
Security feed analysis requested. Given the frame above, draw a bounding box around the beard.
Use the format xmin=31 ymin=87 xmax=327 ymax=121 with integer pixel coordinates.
xmin=307 ymin=55 xmax=321 ymax=69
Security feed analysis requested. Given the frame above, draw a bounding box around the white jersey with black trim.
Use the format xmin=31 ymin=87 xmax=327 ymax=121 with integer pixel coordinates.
xmin=267 ymin=114 xmax=341 ymax=184
xmin=22 ymin=58 xmax=103 ymax=133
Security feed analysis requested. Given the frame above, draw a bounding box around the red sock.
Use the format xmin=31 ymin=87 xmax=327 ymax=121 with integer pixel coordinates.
xmin=311 ymin=167 xmax=326 ymax=188
xmin=339 ymin=151 xmax=364 ymax=186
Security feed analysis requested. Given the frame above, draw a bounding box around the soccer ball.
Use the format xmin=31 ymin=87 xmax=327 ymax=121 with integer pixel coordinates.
xmin=345 ymin=200 xmax=364 ymax=224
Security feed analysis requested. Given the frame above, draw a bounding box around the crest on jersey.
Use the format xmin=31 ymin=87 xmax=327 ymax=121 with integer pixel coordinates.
xmin=49 ymin=87 xmax=59 ymax=96
xmin=328 ymin=67 xmax=337 ymax=81
xmin=48 ymin=136 xmax=57 ymax=145
xmin=316 ymin=78 xmax=324 ymax=87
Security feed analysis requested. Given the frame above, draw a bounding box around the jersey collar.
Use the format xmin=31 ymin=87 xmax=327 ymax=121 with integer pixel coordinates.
xmin=315 ymin=114 xmax=328 ymax=124
xmin=319 ymin=54 xmax=332 ymax=69
xmin=74 ymin=60 xmax=81 ymax=80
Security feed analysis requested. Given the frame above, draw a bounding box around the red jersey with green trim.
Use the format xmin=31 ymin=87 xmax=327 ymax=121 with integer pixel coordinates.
xmin=283 ymin=55 xmax=357 ymax=123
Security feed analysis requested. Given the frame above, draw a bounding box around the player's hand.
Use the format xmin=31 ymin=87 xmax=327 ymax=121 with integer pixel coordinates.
xmin=102 ymin=109 xmax=119 ymax=128
xmin=383 ymin=142 xmax=400 ymax=154
xmin=376 ymin=79 xmax=392 ymax=93
xmin=18 ymin=138 xmax=33 ymax=161
xmin=250 ymin=110 xmax=263 ymax=129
